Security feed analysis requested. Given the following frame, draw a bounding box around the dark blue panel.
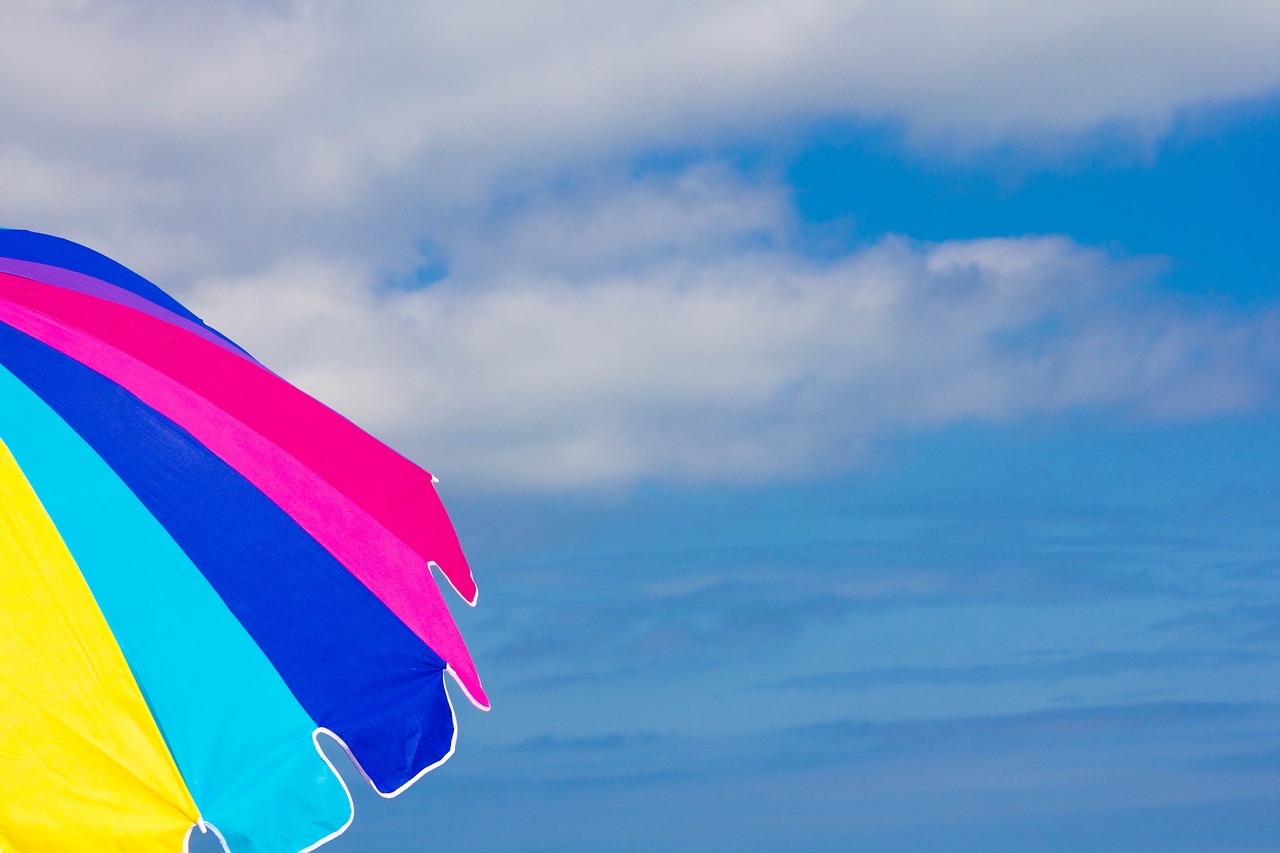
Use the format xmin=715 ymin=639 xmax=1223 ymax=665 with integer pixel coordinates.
xmin=0 ymin=320 xmax=456 ymax=793
xmin=0 ymin=229 xmax=204 ymax=325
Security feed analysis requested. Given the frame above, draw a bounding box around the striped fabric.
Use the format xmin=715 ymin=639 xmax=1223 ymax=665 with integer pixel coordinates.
xmin=0 ymin=230 xmax=486 ymax=853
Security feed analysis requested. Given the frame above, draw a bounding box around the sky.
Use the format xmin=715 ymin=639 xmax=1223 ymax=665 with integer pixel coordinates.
xmin=4 ymin=2 xmax=1280 ymax=851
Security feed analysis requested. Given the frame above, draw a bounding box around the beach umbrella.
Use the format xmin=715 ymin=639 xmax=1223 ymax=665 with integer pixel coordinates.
xmin=0 ymin=229 xmax=487 ymax=852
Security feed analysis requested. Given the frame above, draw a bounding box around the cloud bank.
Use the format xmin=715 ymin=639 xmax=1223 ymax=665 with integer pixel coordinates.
xmin=4 ymin=1 xmax=1280 ymax=275
xmin=4 ymin=1 xmax=1279 ymax=489
xmin=191 ymin=171 xmax=1280 ymax=489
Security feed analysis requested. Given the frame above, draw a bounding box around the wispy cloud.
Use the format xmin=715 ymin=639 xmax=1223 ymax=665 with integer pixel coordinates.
xmin=772 ymin=648 xmax=1278 ymax=692
xmin=322 ymin=701 xmax=1280 ymax=851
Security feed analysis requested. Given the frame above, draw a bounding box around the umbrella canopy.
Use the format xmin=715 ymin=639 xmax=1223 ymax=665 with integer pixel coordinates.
xmin=0 ymin=229 xmax=487 ymax=852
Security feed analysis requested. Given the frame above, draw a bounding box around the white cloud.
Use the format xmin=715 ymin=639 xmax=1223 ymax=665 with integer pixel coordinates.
xmin=188 ymin=172 xmax=1279 ymax=491
xmin=5 ymin=3 xmax=1279 ymax=490
xmin=2 ymin=1 xmax=1280 ymax=279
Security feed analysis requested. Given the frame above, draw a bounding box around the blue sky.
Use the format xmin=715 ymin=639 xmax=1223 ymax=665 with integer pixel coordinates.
xmin=4 ymin=3 xmax=1280 ymax=851
xmin=324 ymin=97 xmax=1280 ymax=851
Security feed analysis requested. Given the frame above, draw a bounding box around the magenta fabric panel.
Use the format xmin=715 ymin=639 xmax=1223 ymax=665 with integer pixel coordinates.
xmin=0 ymin=258 xmax=256 ymax=362
xmin=0 ymin=271 xmax=478 ymax=605
xmin=0 ymin=273 xmax=487 ymax=708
